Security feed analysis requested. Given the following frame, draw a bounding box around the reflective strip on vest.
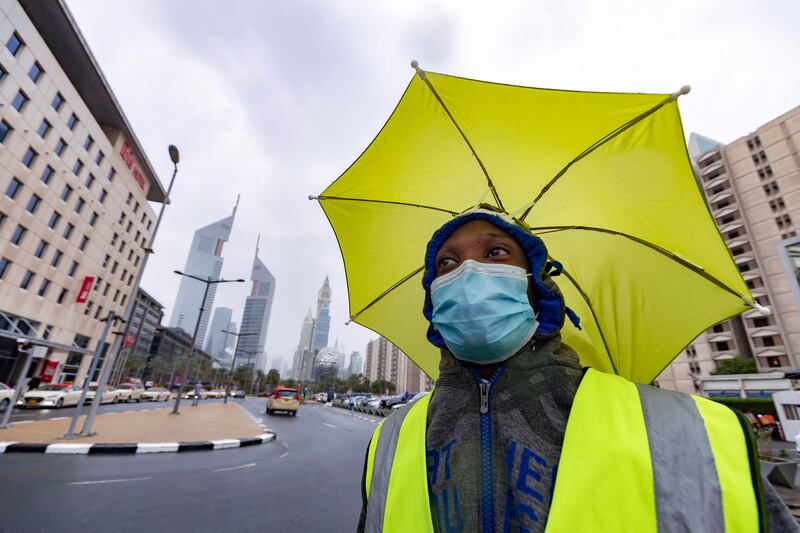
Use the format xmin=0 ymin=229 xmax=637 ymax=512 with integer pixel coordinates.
xmin=365 ymin=369 xmax=758 ymax=532
xmin=365 ymin=393 xmax=434 ymax=533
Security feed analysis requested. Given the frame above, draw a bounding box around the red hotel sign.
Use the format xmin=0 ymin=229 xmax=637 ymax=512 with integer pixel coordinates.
xmin=76 ymin=276 xmax=94 ymax=303
xmin=120 ymin=140 xmax=146 ymax=190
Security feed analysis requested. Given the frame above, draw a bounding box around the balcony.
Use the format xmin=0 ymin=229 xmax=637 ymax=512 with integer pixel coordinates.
xmin=751 ymin=328 xmax=780 ymax=338
xmin=707 ymin=333 xmax=734 ymax=343
xmin=698 ymin=149 xmax=721 ymax=165
xmin=718 ymin=221 xmax=743 ymax=234
xmin=703 ymin=175 xmax=729 ymax=190
xmin=708 ymin=190 xmax=733 ymax=205
xmin=700 ymin=161 xmax=724 ymax=176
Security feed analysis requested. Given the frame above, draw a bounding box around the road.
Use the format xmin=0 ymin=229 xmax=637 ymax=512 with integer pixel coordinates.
xmin=0 ymin=399 xmax=380 ymax=532
xmin=4 ymin=396 xmax=213 ymax=423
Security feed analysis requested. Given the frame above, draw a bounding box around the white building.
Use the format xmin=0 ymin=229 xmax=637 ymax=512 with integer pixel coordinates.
xmin=234 ymin=237 xmax=276 ymax=372
xmin=204 ymin=306 xmax=232 ymax=362
xmin=348 ymin=351 xmax=363 ymax=377
xmin=169 ymin=197 xmax=238 ymax=348
xmin=0 ymin=1 xmax=166 ymax=385
xmin=291 ymin=308 xmax=314 ymax=380
xmin=365 ymin=336 xmax=432 ymax=393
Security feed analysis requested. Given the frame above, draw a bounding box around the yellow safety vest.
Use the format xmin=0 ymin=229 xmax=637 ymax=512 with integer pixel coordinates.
xmin=364 ymin=369 xmax=765 ymax=532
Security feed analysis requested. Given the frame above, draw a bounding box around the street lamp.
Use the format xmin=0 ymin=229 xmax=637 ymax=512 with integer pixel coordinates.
xmin=106 ymin=145 xmax=180 ymax=388
xmin=170 ymin=272 xmax=245 ymax=415
xmin=221 ymin=329 xmax=256 ymax=403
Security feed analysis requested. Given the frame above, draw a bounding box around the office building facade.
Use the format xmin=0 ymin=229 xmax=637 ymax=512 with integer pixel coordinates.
xmin=0 ymin=1 xmax=165 ymax=385
xmin=365 ymin=336 xmax=432 ymax=393
xmin=234 ymin=238 xmax=276 ymax=372
xmin=658 ymin=107 xmax=800 ymax=393
xmin=169 ymin=197 xmax=238 ymax=348
xmin=204 ymin=306 xmax=233 ymax=362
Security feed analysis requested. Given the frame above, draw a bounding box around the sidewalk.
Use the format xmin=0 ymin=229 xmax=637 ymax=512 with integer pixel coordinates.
xmin=0 ymin=403 xmax=266 ymax=444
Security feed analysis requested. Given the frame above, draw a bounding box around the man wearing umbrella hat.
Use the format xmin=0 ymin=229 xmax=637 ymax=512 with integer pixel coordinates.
xmin=357 ymin=210 xmax=798 ymax=532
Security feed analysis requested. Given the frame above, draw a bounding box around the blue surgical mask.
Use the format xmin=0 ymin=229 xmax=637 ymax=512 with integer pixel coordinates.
xmin=430 ymin=259 xmax=539 ymax=364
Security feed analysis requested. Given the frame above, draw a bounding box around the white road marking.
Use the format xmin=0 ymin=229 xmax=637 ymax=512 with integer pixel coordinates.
xmin=69 ymin=477 xmax=151 ymax=486
xmin=324 ymin=423 xmax=336 ymax=428
xmin=213 ymin=462 xmax=256 ymax=473
xmin=280 ymin=441 xmax=289 ymax=450
xmin=280 ymin=452 xmax=289 ymax=458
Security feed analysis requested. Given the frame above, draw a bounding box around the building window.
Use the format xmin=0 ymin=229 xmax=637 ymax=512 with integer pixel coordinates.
xmin=10 ymin=225 xmax=27 ymax=245
xmin=52 ymin=92 xmax=65 ymax=111
xmin=50 ymin=249 xmax=63 ymax=268
xmin=753 ymin=316 xmax=769 ymax=328
xmin=113 ymin=289 xmax=120 ymax=303
xmin=111 ymin=261 xmax=118 ymax=274
xmin=119 ymin=241 xmax=126 ymax=253
xmin=85 ymin=173 xmax=95 ymax=189
xmin=785 ymin=404 xmax=800 ymax=421
xmin=111 ymin=233 xmax=118 ymax=246
xmin=40 ymin=165 xmax=54 ymax=184
xmin=99 ymin=189 xmax=108 ymax=203
xmin=72 ymin=159 xmax=84 ymax=176
xmin=94 ymin=305 xmax=103 ymax=319
xmin=34 ymin=239 xmax=48 ymax=258
xmin=763 ymin=336 xmax=776 ymax=347
xmin=63 ymin=222 xmax=74 ymax=240
xmin=133 ymin=255 xmax=140 ymax=267
xmin=102 ymin=283 xmax=110 ymax=296
xmin=0 ymin=119 xmax=12 ymax=143
xmin=22 ymin=147 xmax=38 ymax=168
xmin=119 ymin=212 xmax=126 ymax=224
xmin=20 ymin=270 xmax=34 ymax=290
xmin=120 ymin=294 xmax=127 ymax=307
xmin=37 ymin=278 xmax=50 ymax=297
xmin=126 ymin=192 xmax=133 ymax=205
xmin=66 ymin=113 xmax=78 ymax=130
xmin=0 ymin=257 xmax=9 ymax=279
xmin=48 ymin=211 xmax=61 ymax=229
xmin=68 ymin=261 xmax=78 ymax=277
xmin=766 ymin=166 xmax=774 ymax=178
xmin=74 ymin=197 xmax=85 ymax=214
xmin=0 ymin=211 xmax=5 ymax=228
xmin=61 ymin=184 xmax=73 ymax=202
xmin=95 ymin=151 xmax=104 ymax=166
xmin=0 ymin=64 xmax=5 ymax=81
xmin=83 ymin=136 xmax=94 ymax=151
xmin=37 ymin=119 xmax=51 ymax=139
xmin=26 ymin=194 xmax=41 ymax=214
xmin=94 ymin=277 xmax=102 ymax=291
xmin=126 ymin=220 xmax=132 ymax=232
xmin=12 ymin=90 xmax=28 ymax=112
xmin=5 ymin=32 xmax=23 ymax=56
xmin=102 ymin=254 xmax=110 ymax=268
xmin=55 ymin=138 xmax=66 ymax=156
xmin=714 ymin=341 xmax=729 ymax=351
xmin=89 ymin=211 xmax=99 ymax=226
xmin=127 ymin=249 xmax=134 ymax=261
xmin=28 ymin=61 xmax=43 ymax=83
xmin=79 ymin=235 xmax=89 ymax=251
xmin=763 ymin=182 xmax=780 ymax=196
xmin=5 ymin=178 xmax=22 ymax=199
xmin=57 ymin=288 xmax=68 ymax=304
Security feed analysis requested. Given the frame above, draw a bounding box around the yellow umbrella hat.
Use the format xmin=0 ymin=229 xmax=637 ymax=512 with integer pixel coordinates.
xmin=313 ymin=62 xmax=765 ymax=384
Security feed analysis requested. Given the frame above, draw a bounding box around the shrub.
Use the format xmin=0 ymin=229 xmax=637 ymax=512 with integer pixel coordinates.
xmin=709 ymin=397 xmax=777 ymax=417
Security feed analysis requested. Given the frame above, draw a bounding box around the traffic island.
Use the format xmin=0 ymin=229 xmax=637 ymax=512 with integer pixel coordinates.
xmin=0 ymin=403 xmax=275 ymax=455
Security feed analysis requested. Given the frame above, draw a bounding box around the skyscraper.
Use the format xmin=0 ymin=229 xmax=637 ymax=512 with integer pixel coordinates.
xmin=348 ymin=351 xmax=363 ymax=377
xmin=657 ymin=106 xmax=800 ymax=393
xmin=365 ymin=336 xmax=432 ymax=393
xmin=170 ymin=197 xmax=238 ymax=348
xmin=291 ymin=309 xmax=314 ymax=380
xmin=311 ymin=276 xmax=331 ymax=352
xmin=205 ymin=307 xmax=233 ymax=362
xmin=235 ymin=237 xmax=276 ymax=372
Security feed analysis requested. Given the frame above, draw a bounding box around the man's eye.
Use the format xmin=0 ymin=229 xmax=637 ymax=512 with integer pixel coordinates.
xmin=438 ymin=257 xmax=456 ymax=269
xmin=488 ymin=246 xmax=509 ymax=257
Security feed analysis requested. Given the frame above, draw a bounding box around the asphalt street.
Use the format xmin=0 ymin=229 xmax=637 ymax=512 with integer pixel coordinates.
xmin=4 ymin=396 xmax=227 ymax=423
xmin=0 ymin=399 xmax=380 ymax=533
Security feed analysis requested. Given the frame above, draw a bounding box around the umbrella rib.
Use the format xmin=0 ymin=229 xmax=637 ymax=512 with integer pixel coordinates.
xmin=346 ymin=265 xmax=425 ymax=324
xmin=412 ymin=64 xmax=506 ymax=213
xmin=556 ymin=263 xmax=619 ymax=375
xmin=531 ymin=225 xmax=746 ymax=301
xmin=518 ymin=94 xmax=679 ymax=222
xmin=315 ymin=195 xmax=460 ymax=216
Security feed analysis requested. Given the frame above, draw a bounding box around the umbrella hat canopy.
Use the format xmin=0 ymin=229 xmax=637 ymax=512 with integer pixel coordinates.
xmin=316 ymin=63 xmax=759 ymax=384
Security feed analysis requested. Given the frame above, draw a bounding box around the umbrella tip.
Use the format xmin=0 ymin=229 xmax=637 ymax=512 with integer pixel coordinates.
xmin=308 ymin=194 xmax=318 ymax=201
xmin=679 ymin=85 xmax=691 ymax=95
xmin=669 ymin=85 xmax=691 ymax=101
xmin=410 ymin=59 xmax=419 ymax=69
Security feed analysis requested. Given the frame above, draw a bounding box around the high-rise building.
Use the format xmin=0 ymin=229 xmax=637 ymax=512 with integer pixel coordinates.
xmin=658 ymin=106 xmax=800 ymax=393
xmin=268 ymin=356 xmax=285 ymax=375
xmin=224 ymin=321 xmax=237 ymax=353
xmin=204 ymin=307 xmax=233 ymax=361
xmin=348 ymin=351 xmax=363 ymax=377
xmin=365 ymin=336 xmax=432 ymax=393
xmin=0 ymin=1 xmax=167 ymax=385
xmin=291 ymin=308 xmax=314 ymax=380
xmin=169 ymin=197 xmax=238 ymax=348
xmin=108 ymin=288 xmax=163 ymax=384
xmin=311 ymin=276 xmax=331 ymax=352
xmin=234 ymin=237 xmax=276 ymax=372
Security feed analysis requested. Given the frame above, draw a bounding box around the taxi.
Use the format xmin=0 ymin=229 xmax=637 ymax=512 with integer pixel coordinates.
xmin=266 ymin=387 xmax=300 ymax=416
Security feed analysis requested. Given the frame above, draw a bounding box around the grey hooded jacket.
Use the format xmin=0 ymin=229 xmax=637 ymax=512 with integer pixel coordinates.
xmin=358 ymin=338 xmax=798 ymax=532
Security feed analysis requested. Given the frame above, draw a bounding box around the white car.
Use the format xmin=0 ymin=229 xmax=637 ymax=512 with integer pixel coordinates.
xmin=182 ymin=389 xmax=209 ymax=400
xmin=0 ymin=382 xmax=15 ymax=412
xmin=116 ymin=383 xmax=144 ymax=402
xmin=86 ymin=384 xmax=119 ymax=404
xmin=20 ymin=384 xmax=82 ymax=408
xmin=141 ymin=387 xmax=170 ymax=402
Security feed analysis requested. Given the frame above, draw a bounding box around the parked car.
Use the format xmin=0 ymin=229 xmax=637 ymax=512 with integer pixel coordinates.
xmin=141 ymin=387 xmax=170 ymax=402
xmin=116 ymin=383 xmax=144 ymax=402
xmin=87 ymin=384 xmax=120 ymax=404
xmin=366 ymin=397 xmax=386 ymax=408
xmin=266 ymin=387 xmax=300 ymax=416
xmin=0 ymin=382 xmax=15 ymax=412
xmin=207 ymin=389 xmax=227 ymax=399
xmin=392 ymin=392 xmax=428 ymax=409
xmin=232 ymin=390 xmax=246 ymax=399
xmin=317 ymin=392 xmax=328 ymax=403
xmin=182 ymin=389 xmax=210 ymax=400
xmin=19 ymin=383 xmax=82 ymax=408
xmin=380 ymin=394 xmax=406 ymax=409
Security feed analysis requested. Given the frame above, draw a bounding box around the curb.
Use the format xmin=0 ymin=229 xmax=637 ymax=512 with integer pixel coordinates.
xmin=0 ymin=432 xmax=276 ymax=455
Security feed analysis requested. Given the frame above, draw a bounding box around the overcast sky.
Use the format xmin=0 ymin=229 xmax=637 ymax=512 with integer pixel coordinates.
xmin=65 ymin=0 xmax=800 ymax=371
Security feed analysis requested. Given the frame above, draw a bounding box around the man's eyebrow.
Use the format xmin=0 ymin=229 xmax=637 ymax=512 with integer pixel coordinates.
xmin=481 ymin=231 xmax=513 ymax=239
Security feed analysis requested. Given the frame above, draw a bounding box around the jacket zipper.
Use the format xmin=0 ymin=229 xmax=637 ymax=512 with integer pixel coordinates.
xmin=470 ymin=367 xmax=505 ymax=533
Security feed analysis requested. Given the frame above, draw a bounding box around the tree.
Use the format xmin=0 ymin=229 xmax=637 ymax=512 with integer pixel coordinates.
xmin=281 ymin=378 xmax=297 ymax=388
xmin=233 ymin=365 xmax=252 ymax=390
xmin=371 ymin=379 xmax=395 ymax=394
xmin=266 ymin=369 xmax=281 ymax=391
xmin=710 ymin=357 xmax=758 ymax=375
xmin=123 ymin=355 xmax=145 ymax=381
xmin=347 ymin=373 xmax=370 ymax=393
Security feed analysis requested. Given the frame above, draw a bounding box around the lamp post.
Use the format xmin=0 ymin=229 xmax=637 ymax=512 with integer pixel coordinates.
xmin=221 ymin=329 xmax=256 ymax=404
xmin=106 ymin=145 xmax=180 ymax=387
xmin=170 ymin=272 xmax=245 ymax=415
